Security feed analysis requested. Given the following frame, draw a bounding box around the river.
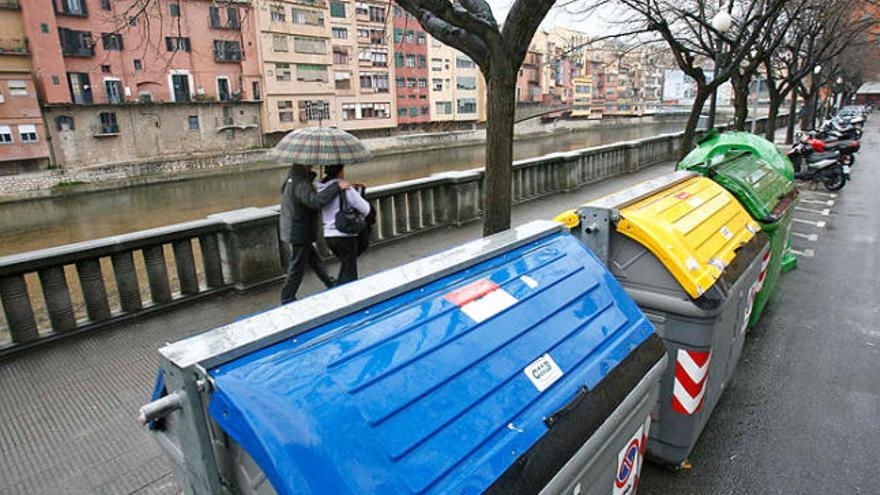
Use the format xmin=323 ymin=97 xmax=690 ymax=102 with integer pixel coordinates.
xmin=0 ymin=120 xmax=688 ymax=256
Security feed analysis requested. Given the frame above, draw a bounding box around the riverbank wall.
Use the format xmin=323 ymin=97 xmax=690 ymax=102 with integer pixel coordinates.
xmin=0 ymin=113 xmax=710 ymax=204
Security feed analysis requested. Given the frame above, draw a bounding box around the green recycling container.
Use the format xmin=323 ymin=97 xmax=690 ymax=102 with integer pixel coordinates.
xmin=678 ymin=149 xmax=798 ymax=329
xmin=682 ymin=130 xmax=795 ymax=180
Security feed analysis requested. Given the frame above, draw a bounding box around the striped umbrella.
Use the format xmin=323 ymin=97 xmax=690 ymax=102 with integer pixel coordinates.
xmin=268 ymin=127 xmax=372 ymax=166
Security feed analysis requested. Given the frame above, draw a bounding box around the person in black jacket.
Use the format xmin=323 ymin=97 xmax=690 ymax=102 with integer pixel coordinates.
xmin=279 ymin=164 xmax=349 ymax=304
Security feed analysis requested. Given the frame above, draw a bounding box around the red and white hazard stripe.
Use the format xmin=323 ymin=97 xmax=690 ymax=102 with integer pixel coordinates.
xmin=443 ymin=278 xmax=518 ymax=323
xmin=743 ymin=249 xmax=772 ymax=327
xmin=671 ymin=349 xmax=711 ymax=415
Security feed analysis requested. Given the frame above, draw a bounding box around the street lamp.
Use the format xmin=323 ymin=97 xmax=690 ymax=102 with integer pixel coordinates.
xmin=707 ymin=10 xmax=732 ymax=129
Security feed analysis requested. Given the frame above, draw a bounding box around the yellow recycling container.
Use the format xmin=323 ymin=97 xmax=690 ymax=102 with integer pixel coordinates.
xmin=559 ymin=171 xmax=770 ymax=467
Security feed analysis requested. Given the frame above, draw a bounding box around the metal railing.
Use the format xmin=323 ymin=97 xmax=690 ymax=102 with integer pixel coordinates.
xmin=0 ymin=114 xmax=788 ymax=358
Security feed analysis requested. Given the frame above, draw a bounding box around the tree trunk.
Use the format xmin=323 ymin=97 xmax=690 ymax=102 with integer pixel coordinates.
xmin=731 ymin=75 xmax=751 ymax=131
xmin=678 ymin=87 xmax=712 ymax=160
xmin=481 ymin=67 xmax=517 ymax=236
xmin=786 ymin=91 xmax=798 ymax=144
xmin=764 ymin=93 xmax=782 ymax=141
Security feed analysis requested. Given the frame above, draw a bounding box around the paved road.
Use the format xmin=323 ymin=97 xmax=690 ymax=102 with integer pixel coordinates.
xmin=641 ymin=121 xmax=880 ymax=493
xmin=2 ymin=124 xmax=877 ymax=494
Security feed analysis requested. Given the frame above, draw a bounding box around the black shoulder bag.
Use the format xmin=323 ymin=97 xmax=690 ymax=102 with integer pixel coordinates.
xmin=335 ymin=190 xmax=367 ymax=235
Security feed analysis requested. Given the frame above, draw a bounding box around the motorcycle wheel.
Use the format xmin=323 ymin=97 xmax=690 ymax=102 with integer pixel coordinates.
xmin=854 ymin=129 xmax=863 ymax=139
xmin=823 ymin=168 xmax=847 ymax=191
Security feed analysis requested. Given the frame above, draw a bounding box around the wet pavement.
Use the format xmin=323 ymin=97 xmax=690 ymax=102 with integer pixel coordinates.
xmin=1 ymin=123 xmax=877 ymax=494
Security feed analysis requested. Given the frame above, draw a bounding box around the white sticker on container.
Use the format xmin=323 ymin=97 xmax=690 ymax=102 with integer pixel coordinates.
xmin=686 ymin=197 xmax=704 ymax=208
xmin=524 ymin=353 xmax=564 ymax=392
xmin=686 ymin=257 xmax=700 ymax=272
xmin=520 ymin=275 xmax=539 ymax=289
xmin=720 ymin=226 xmax=733 ymax=240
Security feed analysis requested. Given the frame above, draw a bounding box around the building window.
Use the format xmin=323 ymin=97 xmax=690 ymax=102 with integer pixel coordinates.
xmin=272 ymin=34 xmax=288 ymax=52
xmin=292 ymin=8 xmax=323 ymax=26
xmin=457 ymin=97 xmax=477 ymax=114
xmin=41 ymin=23 xmax=50 ymax=33
xmin=361 ymin=49 xmax=388 ymax=67
xmin=355 ymin=2 xmax=368 ymax=16
xmin=298 ymin=100 xmax=330 ymax=121
xmin=398 ymin=107 xmax=407 ymax=118
xmin=406 ymin=77 xmax=416 ymax=88
xmin=8 ymin=81 xmax=27 ymax=96
xmin=104 ymin=79 xmax=123 ymax=103
xmin=368 ymin=5 xmax=385 ymax=22
xmin=393 ymin=28 xmax=402 ymax=43
xmin=432 ymin=78 xmax=443 ymax=91
xmin=270 ymin=4 xmax=286 ymax=22
xmin=217 ymin=77 xmax=230 ymax=101
xmin=55 ymin=115 xmax=75 ymax=131
xmin=405 ymin=54 xmax=415 ymax=67
xmin=456 ymin=76 xmax=476 ymax=91
xmin=227 ymin=7 xmax=240 ymax=28
xmin=409 ymin=106 xmax=418 ymax=117
xmin=332 ymin=27 xmax=348 ymax=39
xmin=101 ymin=64 xmax=111 ymax=73
xmin=98 ymin=111 xmax=119 ymax=134
xmin=416 ymin=32 xmax=425 ymax=45
xmin=169 ymin=2 xmax=179 ymax=16
xmin=456 ymin=56 xmax=475 ymax=69
xmin=133 ymin=59 xmax=142 ymax=70
xmin=138 ymin=92 xmax=152 ymax=103
xmin=294 ymin=36 xmax=326 ymax=55
xmin=19 ymin=125 xmax=38 ymax=143
xmin=394 ymin=52 xmax=404 ymax=68
xmin=342 ymin=102 xmax=390 ymax=120
xmin=404 ymin=30 xmax=413 ymax=43
xmin=101 ymin=0 xmax=111 ymax=10
xmin=417 ymin=55 xmax=426 ymax=68
xmin=52 ymin=75 xmax=60 ymax=85
xmin=252 ymin=81 xmax=260 ymax=100
xmin=417 ymin=78 xmax=427 ymax=88
xmin=329 ymin=2 xmax=346 ymax=18
xmin=214 ymin=40 xmax=242 ymax=62
xmin=275 ymin=63 xmax=291 ymax=81
xmin=333 ymin=47 xmax=349 ymax=65
xmin=0 ymin=125 xmax=12 ymax=144
xmin=101 ymin=32 xmax=123 ymax=51
xmin=335 ymin=71 xmax=351 ymax=90
xmin=421 ymin=105 xmax=429 ymax=115
xmin=188 ymin=115 xmax=199 ymax=130
xmin=396 ymin=76 xmax=404 ymax=87
xmin=58 ymin=28 xmax=95 ymax=57
xmin=278 ymin=100 xmax=294 ymax=122
xmin=67 ymin=72 xmax=93 ymax=104
xmin=359 ymin=72 xmax=389 ymax=92
xmin=165 ymin=37 xmax=191 ymax=52
xmin=431 ymin=58 xmax=442 ymax=72
xmin=57 ymin=0 xmax=87 ymax=16
xmin=296 ymin=64 xmax=328 ymax=82
xmin=435 ymin=101 xmax=452 ymax=115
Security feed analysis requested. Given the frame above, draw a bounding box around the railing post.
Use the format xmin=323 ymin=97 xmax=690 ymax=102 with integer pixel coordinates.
xmin=624 ymin=142 xmax=640 ymax=173
xmin=143 ymin=245 xmax=172 ymax=304
xmin=76 ymin=259 xmax=112 ymax=323
xmin=111 ymin=251 xmax=143 ymax=312
xmin=0 ymin=275 xmax=39 ymax=343
xmin=198 ymin=234 xmax=225 ymax=289
xmin=438 ymin=171 xmax=480 ymax=226
xmin=172 ymin=240 xmax=200 ymax=296
xmin=210 ymin=208 xmax=283 ymax=290
xmin=37 ymin=266 xmax=77 ymax=333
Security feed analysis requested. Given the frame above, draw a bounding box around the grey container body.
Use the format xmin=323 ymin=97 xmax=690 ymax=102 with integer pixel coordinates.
xmin=605 ymin=233 xmax=770 ymax=466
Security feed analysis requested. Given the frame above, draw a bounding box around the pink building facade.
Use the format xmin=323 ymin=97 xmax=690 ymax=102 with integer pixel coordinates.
xmin=21 ymin=0 xmax=261 ymax=106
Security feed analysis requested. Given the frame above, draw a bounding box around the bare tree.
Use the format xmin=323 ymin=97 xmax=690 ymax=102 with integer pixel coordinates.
xmin=394 ymin=0 xmax=557 ymax=236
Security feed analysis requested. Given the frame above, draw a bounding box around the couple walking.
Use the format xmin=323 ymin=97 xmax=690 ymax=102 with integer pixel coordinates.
xmin=279 ymin=164 xmax=370 ymax=303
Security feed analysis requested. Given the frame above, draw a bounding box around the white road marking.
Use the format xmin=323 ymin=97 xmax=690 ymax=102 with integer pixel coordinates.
xmin=805 ymin=191 xmax=838 ymax=198
xmin=799 ymin=199 xmax=835 ymax=206
xmin=795 ymin=206 xmax=831 ymax=216
xmin=791 ymin=231 xmax=819 ymax=242
xmin=790 ymin=248 xmax=815 ymax=258
xmin=793 ymin=218 xmax=827 ymax=228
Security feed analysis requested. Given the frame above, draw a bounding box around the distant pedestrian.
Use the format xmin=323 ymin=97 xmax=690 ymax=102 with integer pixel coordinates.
xmin=279 ymin=164 xmax=350 ymax=304
xmin=317 ymin=165 xmax=371 ymax=286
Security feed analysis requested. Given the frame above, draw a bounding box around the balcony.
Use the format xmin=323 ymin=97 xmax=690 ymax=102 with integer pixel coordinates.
xmin=0 ymin=38 xmax=27 ymax=55
xmin=0 ymin=0 xmax=20 ymax=9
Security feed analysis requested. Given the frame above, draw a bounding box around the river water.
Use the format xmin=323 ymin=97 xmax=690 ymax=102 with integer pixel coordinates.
xmin=0 ymin=120 xmax=687 ymax=256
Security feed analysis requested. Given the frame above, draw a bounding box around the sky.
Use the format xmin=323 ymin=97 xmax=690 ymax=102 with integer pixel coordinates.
xmin=483 ymin=0 xmax=622 ymax=36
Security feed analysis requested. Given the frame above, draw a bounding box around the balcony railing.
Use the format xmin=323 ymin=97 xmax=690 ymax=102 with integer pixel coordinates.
xmin=0 ymin=0 xmax=21 ymax=9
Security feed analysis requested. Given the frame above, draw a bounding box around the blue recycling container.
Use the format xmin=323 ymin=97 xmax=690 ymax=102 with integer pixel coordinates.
xmin=143 ymin=221 xmax=668 ymax=495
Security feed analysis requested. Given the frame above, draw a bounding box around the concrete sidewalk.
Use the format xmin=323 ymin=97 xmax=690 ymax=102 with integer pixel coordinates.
xmin=0 ymin=161 xmax=677 ymax=494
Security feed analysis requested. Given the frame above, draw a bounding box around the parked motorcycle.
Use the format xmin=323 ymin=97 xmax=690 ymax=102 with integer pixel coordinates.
xmin=818 ymin=118 xmax=863 ymax=140
xmin=804 ymin=132 xmax=860 ymax=167
xmin=789 ymin=134 xmax=848 ymax=191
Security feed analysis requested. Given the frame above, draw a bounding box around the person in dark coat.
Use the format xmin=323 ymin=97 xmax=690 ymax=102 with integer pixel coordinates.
xmin=279 ymin=164 xmax=349 ymax=304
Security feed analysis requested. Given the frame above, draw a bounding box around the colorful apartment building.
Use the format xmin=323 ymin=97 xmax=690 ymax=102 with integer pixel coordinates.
xmin=391 ymin=3 xmax=428 ymax=127
xmin=15 ymin=0 xmax=262 ymax=168
xmin=255 ymin=0 xmax=397 ymax=138
xmin=516 ymin=50 xmax=542 ymax=103
xmin=426 ymin=35 xmax=485 ymax=126
xmin=0 ymin=0 xmax=51 ymax=174
xmin=571 ymin=75 xmax=592 ymax=118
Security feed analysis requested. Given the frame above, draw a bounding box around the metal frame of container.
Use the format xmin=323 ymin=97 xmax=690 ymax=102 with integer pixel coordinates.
xmin=140 ymin=221 xmax=669 ymax=494
xmin=567 ymin=171 xmax=771 ymax=466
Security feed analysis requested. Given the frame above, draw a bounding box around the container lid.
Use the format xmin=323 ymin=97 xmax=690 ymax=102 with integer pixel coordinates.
xmin=679 ymin=130 xmax=794 ymax=180
xmin=206 ymin=231 xmax=657 ymax=495
xmin=616 ymin=176 xmax=761 ymax=299
xmin=684 ymin=151 xmax=795 ymax=223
